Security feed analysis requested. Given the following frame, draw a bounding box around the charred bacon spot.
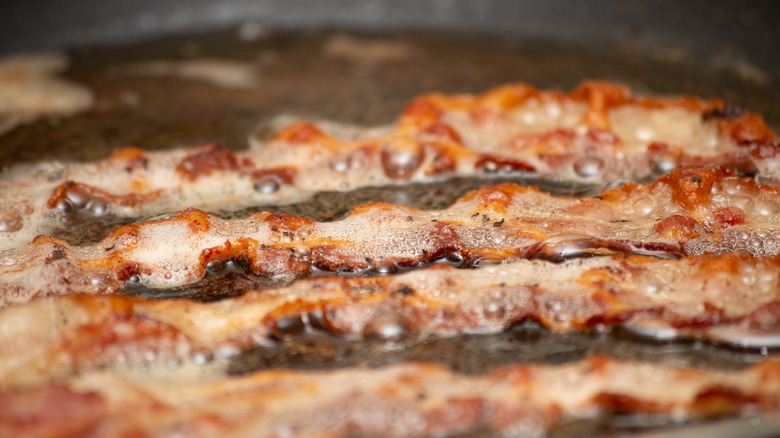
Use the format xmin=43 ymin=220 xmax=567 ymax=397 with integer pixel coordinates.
xmin=45 ymin=246 xmax=67 ymax=263
xmin=176 ymin=145 xmax=240 ymax=181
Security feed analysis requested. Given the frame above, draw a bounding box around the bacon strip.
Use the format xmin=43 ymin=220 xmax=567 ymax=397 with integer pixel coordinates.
xmin=1 ymin=357 xmax=777 ymax=438
xmin=1 ymin=166 xmax=779 ymax=304
xmin=1 ymin=252 xmax=777 ymax=386
xmin=1 ymin=81 xmax=778 ymax=250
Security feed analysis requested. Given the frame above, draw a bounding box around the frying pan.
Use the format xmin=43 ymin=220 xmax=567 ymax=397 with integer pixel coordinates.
xmin=1 ymin=1 xmax=779 ymax=437
xmin=1 ymin=0 xmax=780 ymax=71
xmin=1 ymin=0 xmax=780 ymax=168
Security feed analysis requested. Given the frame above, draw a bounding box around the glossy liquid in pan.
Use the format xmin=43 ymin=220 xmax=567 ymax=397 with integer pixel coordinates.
xmin=2 ymin=28 xmax=779 ymax=438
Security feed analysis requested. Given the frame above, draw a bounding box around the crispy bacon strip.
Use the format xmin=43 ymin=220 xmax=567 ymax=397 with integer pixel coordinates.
xmin=1 ymin=81 xmax=778 ymax=250
xmin=1 ymin=252 xmax=777 ymax=385
xmin=1 ymin=357 xmax=778 ymax=437
xmin=1 ymin=166 xmax=779 ymax=304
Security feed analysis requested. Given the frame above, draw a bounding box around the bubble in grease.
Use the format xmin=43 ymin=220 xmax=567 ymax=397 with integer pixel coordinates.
xmin=632 ymin=197 xmax=656 ymax=216
xmin=618 ymin=319 xmax=683 ymax=343
xmin=754 ymin=198 xmax=779 ymax=216
xmin=364 ymin=314 xmax=410 ymax=341
xmin=524 ymin=234 xmax=605 ymax=262
xmin=728 ymin=194 xmax=753 ymax=211
xmin=721 ymin=178 xmax=750 ymax=195
xmin=483 ymin=302 xmax=506 ymax=319
xmin=706 ymin=326 xmax=780 ymax=350
xmin=573 ymin=156 xmax=603 ymax=178
xmin=272 ymin=315 xmax=306 ymax=338
xmin=188 ymin=347 xmax=214 ymax=366
xmin=65 ymin=187 xmax=91 ymax=209
xmin=216 ymin=340 xmax=243 ymax=359
xmin=652 ymin=155 xmax=678 ymax=174
xmin=486 ymin=229 xmax=508 ymax=246
xmin=254 ymin=179 xmax=280 ymax=194
xmin=0 ymin=209 xmax=23 ymax=232
xmin=721 ymin=227 xmax=780 ymax=257
xmin=381 ymin=137 xmax=423 ymax=180
xmin=90 ymin=200 xmax=107 ymax=216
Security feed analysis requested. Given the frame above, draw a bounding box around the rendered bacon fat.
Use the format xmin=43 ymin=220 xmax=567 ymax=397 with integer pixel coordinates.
xmin=1 ymin=357 xmax=778 ymax=438
xmin=1 ymin=252 xmax=778 ymax=386
xmin=2 ymin=166 xmax=780 ymax=305
xmin=1 ymin=78 xmax=780 ymax=438
xmin=1 ymin=81 xmax=779 ymax=250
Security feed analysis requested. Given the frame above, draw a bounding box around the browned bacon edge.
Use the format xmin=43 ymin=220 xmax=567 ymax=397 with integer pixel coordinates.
xmin=0 ymin=357 xmax=777 ymax=438
xmin=1 ymin=251 xmax=777 ymax=388
xmin=2 ymin=166 xmax=780 ymax=305
xmin=43 ymin=81 xmax=780 ymax=207
xmin=2 ymin=81 xmax=779 ymax=253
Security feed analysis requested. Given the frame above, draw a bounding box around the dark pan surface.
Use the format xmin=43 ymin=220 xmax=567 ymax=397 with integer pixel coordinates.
xmin=1 ymin=26 xmax=779 ymax=169
xmin=2 ymin=1 xmax=779 ymax=81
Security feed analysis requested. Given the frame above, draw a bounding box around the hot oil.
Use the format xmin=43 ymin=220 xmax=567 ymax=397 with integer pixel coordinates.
xmin=228 ymin=321 xmax=774 ymax=375
xmin=120 ymin=244 xmax=471 ymax=302
xmin=122 ymin=259 xmax=293 ymax=301
xmin=51 ymin=174 xmax=601 ymax=245
xmin=227 ymin=175 xmax=602 ymax=221
xmin=4 ymin=26 xmax=779 ymax=438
